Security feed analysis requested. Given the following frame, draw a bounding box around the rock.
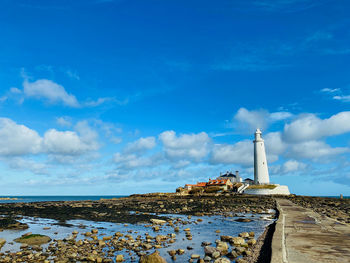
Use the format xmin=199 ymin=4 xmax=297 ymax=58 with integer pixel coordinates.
xmin=177 ymin=249 xmax=185 ymax=255
xmin=236 ymin=259 xmax=248 ymax=263
xmin=212 ymin=251 xmax=220 ymax=259
xmin=0 ymin=238 xmax=5 ymax=249
xmin=220 ymin=236 xmax=233 ymax=242
xmin=191 ymin=254 xmax=201 ymax=259
xmin=139 ymin=251 xmax=167 ymax=263
xmin=230 ymin=237 xmax=245 ymax=246
xmin=214 ymin=258 xmax=230 ymax=263
xmin=150 ymin=219 xmax=167 ymax=225
xmin=116 ymin=255 xmax=124 ymax=262
xmin=239 ymin=232 xmax=249 ymax=238
xmin=235 ymin=247 xmax=246 ymax=255
xmin=167 ymin=250 xmax=176 ymax=257
xmin=14 ymin=234 xmax=51 ymax=245
xmin=227 ymin=250 xmax=238 ymax=258
xmin=204 ymin=246 xmax=218 ymax=255
xmin=247 ymin=239 xmax=256 ymax=246
xmin=249 ymin=231 xmax=255 ymax=237
xmin=216 ymin=241 xmax=229 ymax=253
xmin=204 ymin=256 xmax=212 ymax=261
xmin=201 ymin=241 xmax=212 ymax=246
xmin=235 ymin=218 xmax=252 ymax=222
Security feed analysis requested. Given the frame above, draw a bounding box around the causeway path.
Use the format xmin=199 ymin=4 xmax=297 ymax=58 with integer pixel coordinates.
xmin=271 ymin=198 xmax=350 ymax=263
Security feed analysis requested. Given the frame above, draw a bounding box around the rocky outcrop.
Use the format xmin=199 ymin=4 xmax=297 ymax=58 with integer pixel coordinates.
xmin=14 ymin=233 xmax=51 ymax=245
xmin=139 ymin=251 xmax=167 ymax=263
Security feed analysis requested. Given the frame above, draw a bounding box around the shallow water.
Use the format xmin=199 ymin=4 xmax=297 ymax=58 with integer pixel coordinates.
xmin=0 ymin=196 xmax=127 ymax=204
xmin=0 ymin=211 xmax=275 ymax=262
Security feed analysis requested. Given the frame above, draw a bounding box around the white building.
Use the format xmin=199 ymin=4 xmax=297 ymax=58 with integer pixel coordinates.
xmin=243 ymin=128 xmax=290 ymax=195
xmin=253 ymin=128 xmax=270 ymax=185
xmin=217 ymin=170 xmax=242 ymax=183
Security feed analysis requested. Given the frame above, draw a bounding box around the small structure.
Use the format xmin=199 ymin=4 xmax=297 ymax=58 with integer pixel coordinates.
xmin=206 ymin=179 xmax=233 ymax=191
xmin=244 ymin=178 xmax=254 ymax=184
xmin=184 ymin=182 xmax=206 ymax=191
xmin=217 ymin=171 xmax=242 ymax=183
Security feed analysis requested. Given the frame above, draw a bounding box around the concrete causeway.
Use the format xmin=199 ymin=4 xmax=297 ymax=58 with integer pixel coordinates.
xmin=271 ymin=198 xmax=350 ymax=263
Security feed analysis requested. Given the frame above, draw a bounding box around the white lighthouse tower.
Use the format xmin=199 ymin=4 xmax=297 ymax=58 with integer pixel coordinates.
xmin=253 ymin=128 xmax=270 ymax=185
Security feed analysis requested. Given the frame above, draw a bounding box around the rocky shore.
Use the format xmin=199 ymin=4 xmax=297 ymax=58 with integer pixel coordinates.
xmin=286 ymin=195 xmax=350 ymax=224
xmin=0 ymin=194 xmax=276 ymax=225
xmin=0 ymin=194 xmax=276 ymax=262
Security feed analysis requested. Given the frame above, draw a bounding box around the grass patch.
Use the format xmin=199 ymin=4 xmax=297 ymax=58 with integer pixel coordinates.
xmin=247 ymin=184 xmax=277 ymax=190
xmin=21 ymin=234 xmax=45 ymax=240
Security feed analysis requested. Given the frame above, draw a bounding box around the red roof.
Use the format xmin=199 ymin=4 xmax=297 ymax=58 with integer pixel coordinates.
xmin=207 ymin=179 xmax=230 ymax=185
xmin=185 ymin=182 xmax=207 ymax=187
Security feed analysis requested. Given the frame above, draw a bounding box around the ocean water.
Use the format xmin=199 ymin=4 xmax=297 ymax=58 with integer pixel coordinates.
xmin=0 ymin=196 xmax=127 ymax=204
xmin=322 ymin=196 xmax=350 ymax=199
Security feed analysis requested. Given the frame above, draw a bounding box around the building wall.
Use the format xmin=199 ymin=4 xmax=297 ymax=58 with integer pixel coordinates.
xmin=244 ymin=185 xmax=290 ymax=195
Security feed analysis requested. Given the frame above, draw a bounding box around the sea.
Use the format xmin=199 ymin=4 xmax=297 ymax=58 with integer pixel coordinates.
xmin=0 ymin=195 xmax=127 ymax=203
xmin=0 ymin=195 xmax=349 ymax=204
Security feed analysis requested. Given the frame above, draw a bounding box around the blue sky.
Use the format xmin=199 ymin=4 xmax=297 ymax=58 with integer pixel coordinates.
xmin=0 ymin=0 xmax=350 ymax=196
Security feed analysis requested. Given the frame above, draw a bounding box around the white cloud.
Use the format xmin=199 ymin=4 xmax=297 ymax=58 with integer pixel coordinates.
xmin=0 ymin=118 xmax=42 ymax=156
xmin=56 ymin=117 xmax=72 ymax=127
xmin=333 ymin=95 xmax=350 ymax=102
xmin=10 ymin=87 xmax=22 ymax=94
xmin=320 ymin=88 xmax=339 ymax=93
xmin=66 ymin=70 xmax=80 ymax=80
xmin=113 ymin=152 xmax=163 ymax=170
xmin=288 ymin=140 xmax=348 ymax=159
xmin=211 ymin=140 xmax=253 ymax=166
xmin=74 ymin=121 xmax=99 ymax=148
xmin=43 ymin=129 xmax=94 ymax=155
xmin=124 ymin=136 xmax=156 ymax=154
xmin=283 ymin=112 xmax=350 ymax=142
xmin=233 ymin=107 xmax=293 ymax=133
xmin=0 ymin=117 xmax=100 ymax=159
xmin=159 ymin=130 xmax=211 ymax=161
xmin=110 ymin=137 xmax=122 ymax=144
xmin=264 ymin=132 xmax=287 ymax=162
xmin=6 ymin=157 xmax=48 ymax=175
xmin=23 ymin=79 xmax=80 ymax=107
xmin=84 ymin=97 xmax=116 ymax=107
xmin=281 ymin=160 xmax=307 ymax=173
xmin=264 ymin=132 xmax=287 ymax=155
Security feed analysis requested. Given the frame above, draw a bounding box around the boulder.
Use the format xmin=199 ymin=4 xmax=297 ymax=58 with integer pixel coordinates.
xmin=150 ymin=219 xmax=167 ymax=225
xmin=239 ymin=232 xmax=249 ymax=238
xmin=204 ymin=246 xmax=218 ymax=256
xmin=214 ymin=258 xmax=230 ymax=263
xmin=14 ymin=234 xmax=51 ymax=245
xmin=230 ymin=237 xmax=245 ymax=246
xmin=216 ymin=241 xmax=229 ymax=253
xmin=116 ymin=255 xmax=124 ymax=262
xmin=139 ymin=251 xmax=167 ymax=263
xmin=235 ymin=218 xmax=252 ymax=223
xmin=0 ymin=238 xmax=5 ymax=249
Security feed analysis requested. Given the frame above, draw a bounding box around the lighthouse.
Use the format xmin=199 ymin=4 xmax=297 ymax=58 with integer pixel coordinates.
xmin=253 ymin=128 xmax=270 ymax=185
